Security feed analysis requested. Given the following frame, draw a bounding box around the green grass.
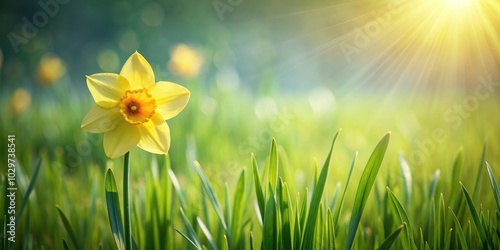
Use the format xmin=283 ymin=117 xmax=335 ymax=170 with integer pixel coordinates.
xmin=1 ymin=82 xmax=500 ymax=249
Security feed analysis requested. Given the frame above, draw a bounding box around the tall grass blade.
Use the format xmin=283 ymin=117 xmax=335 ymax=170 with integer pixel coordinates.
xmin=334 ymin=152 xmax=357 ymax=229
xmin=104 ymin=169 xmax=125 ymax=250
xmin=327 ymin=208 xmax=336 ymax=250
xmin=461 ymin=183 xmax=488 ymax=248
xmin=224 ymin=184 xmax=231 ymax=235
xmin=450 ymin=149 xmax=463 ymax=209
xmin=386 ymin=187 xmax=414 ymax=249
xmin=398 ymin=153 xmax=412 ymax=206
xmin=175 ymin=229 xmax=201 ymax=250
xmin=428 ymin=170 xmax=440 ymax=200
xmin=223 ymin=235 xmax=229 ymax=250
xmin=293 ymin=196 xmax=303 ymax=250
xmin=194 ymin=161 xmax=228 ymax=232
xmin=178 ymin=208 xmax=202 ymax=249
xmin=231 ymin=170 xmax=246 ymax=248
xmin=268 ymin=138 xmax=279 ymax=191
xmin=167 ymin=169 xmax=187 ymax=210
xmin=346 ymin=132 xmax=390 ymax=250
xmin=486 ymin=162 xmax=500 ymax=211
xmin=444 ymin=229 xmax=452 ymax=250
xmin=56 ymin=206 xmax=79 ymax=250
xmin=329 ymin=182 xmax=341 ymax=211
xmin=437 ymin=193 xmax=445 ymax=249
xmin=198 ymin=217 xmax=218 ymax=250
xmin=263 ymin=183 xmax=277 ymax=250
xmin=419 ymin=227 xmax=424 ymax=249
xmin=62 ymin=239 xmax=69 ymax=250
xmin=252 ymin=154 xmax=266 ymax=218
xmin=449 ymin=207 xmax=468 ymax=250
xmin=473 ymin=143 xmax=487 ymax=202
xmin=279 ymin=179 xmax=292 ymax=250
xmin=16 ymin=159 xmax=42 ymax=223
xmin=300 ymin=130 xmax=340 ymax=250
xmin=250 ymin=232 xmax=255 ymax=250
xmin=427 ymin=198 xmax=436 ymax=248
xmin=378 ymin=224 xmax=405 ymax=250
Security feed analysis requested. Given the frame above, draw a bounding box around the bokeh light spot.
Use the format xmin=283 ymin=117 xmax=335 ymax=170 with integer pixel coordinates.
xmin=141 ymin=2 xmax=164 ymax=27
xmin=97 ymin=50 xmax=120 ymax=71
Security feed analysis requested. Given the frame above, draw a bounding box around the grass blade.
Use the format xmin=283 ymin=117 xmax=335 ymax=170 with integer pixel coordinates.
xmin=473 ymin=143 xmax=487 ymax=202
xmin=279 ymin=179 xmax=292 ymax=250
xmin=250 ymin=232 xmax=255 ymax=250
xmin=268 ymin=138 xmax=278 ymax=191
xmin=16 ymin=159 xmax=42 ymax=223
xmin=450 ymin=149 xmax=463 ymax=209
xmin=428 ymin=170 xmax=440 ymax=200
xmin=56 ymin=206 xmax=79 ymax=250
xmin=386 ymin=187 xmax=413 ymax=249
xmin=437 ymin=193 xmax=445 ymax=249
xmin=167 ymin=169 xmax=187 ymax=210
xmin=486 ymin=162 xmax=500 ymax=211
xmin=224 ymin=183 xmax=231 ymax=235
xmin=346 ymin=132 xmax=390 ymax=250
xmin=263 ymin=183 xmax=277 ymax=250
xmin=62 ymin=239 xmax=69 ymax=250
xmin=449 ymin=207 xmax=468 ymax=250
xmin=198 ymin=217 xmax=218 ymax=250
xmin=252 ymin=154 xmax=266 ymax=219
xmin=178 ymin=208 xmax=202 ymax=249
xmin=334 ymin=152 xmax=357 ymax=229
xmin=300 ymin=130 xmax=340 ymax=250
xmin=327 ymin=208 xmax=336 ymax=250
xmin=104 ymin=169 xmax=124 ymax=250
xmin=175 ymin=229 xmax=201 ymax=250
xmin=461 ymin=183 xmax=488 ymax=247
xmin=194 ymin=161 xmax=228 ymax=232
xmin=231 ymin=170 xmax=246 ymax=248
xmin=398 ymin=153 xmax=412 ymax=206
xmin=378 ymin=224 xmax=405 ymax=250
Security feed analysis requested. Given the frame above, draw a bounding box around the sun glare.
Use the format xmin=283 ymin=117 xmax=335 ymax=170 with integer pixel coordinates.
xmin=336 ymin=0 xmax=499 ymax=89
xmin=446 ymin=0 xmax=473 ymax=6
xmin=443 ymin=0 xmax=476 ymax=12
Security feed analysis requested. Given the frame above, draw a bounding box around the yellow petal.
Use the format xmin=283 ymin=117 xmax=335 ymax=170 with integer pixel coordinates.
xmin=81 ymin=105 xmax=123 ymax=133
xmin=103 ymin=122 xmax=140 ymax=159
xmin=87 ymin=73 xmax=129 ymax=108
xmin=149 ymin=81 xmax=190 ymax=120
xmin=137 ymin=114 xmax=170 ymax=154
xmin=120 ymin=52 xmax=155 ymax=90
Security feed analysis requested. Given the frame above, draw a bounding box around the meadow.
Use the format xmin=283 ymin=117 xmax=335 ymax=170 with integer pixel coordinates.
xmin=1 ymin=77 xmax=500 ymax=249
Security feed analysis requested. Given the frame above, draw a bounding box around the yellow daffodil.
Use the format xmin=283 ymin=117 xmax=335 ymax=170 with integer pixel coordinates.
xmin=81 ymin=52 xmax=190 ymax=159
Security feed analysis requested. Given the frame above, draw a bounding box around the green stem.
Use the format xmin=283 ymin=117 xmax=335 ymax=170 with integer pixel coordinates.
xmin=124 ymin=151 xmax=132 ymax=250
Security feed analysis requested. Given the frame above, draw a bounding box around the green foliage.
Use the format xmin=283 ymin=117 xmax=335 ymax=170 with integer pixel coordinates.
xmin=2 ymin=92 xmax=500 ymax=250
xmin=346 ymin=133 xmax=390 ymax=250
xmin=104 ymin=169 xmax=125 ymax=250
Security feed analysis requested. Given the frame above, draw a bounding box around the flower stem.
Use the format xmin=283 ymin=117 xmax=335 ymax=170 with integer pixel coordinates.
xmin=123 ymin=151 xmax=132 ymax=250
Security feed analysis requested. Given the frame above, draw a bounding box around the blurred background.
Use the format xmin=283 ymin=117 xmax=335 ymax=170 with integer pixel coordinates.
xmin=1 ymin=0 xmax=500 ymax=177
xmin=1 ymin=0 xmax=500 ymax=182
xmin=1 ymin=0 xmax=500 ymax=247
xmin=2 ymin=0 xmax=499 ymax=93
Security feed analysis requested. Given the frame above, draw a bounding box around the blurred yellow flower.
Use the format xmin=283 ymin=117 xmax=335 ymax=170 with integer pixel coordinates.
xmin=9 ymin=88 xmax=31 ymax=114
xmin=81 ymin=52 xmax=190 ymax=159
xmin=37 ymin=54 xmax=67 ymax=86
xmin=168 ymin=44 xmax=203 ymax=78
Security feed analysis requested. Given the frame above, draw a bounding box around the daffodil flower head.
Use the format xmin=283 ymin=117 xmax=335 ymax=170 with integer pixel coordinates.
xmin=81 ymin=52 xmax=190 ymax=159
